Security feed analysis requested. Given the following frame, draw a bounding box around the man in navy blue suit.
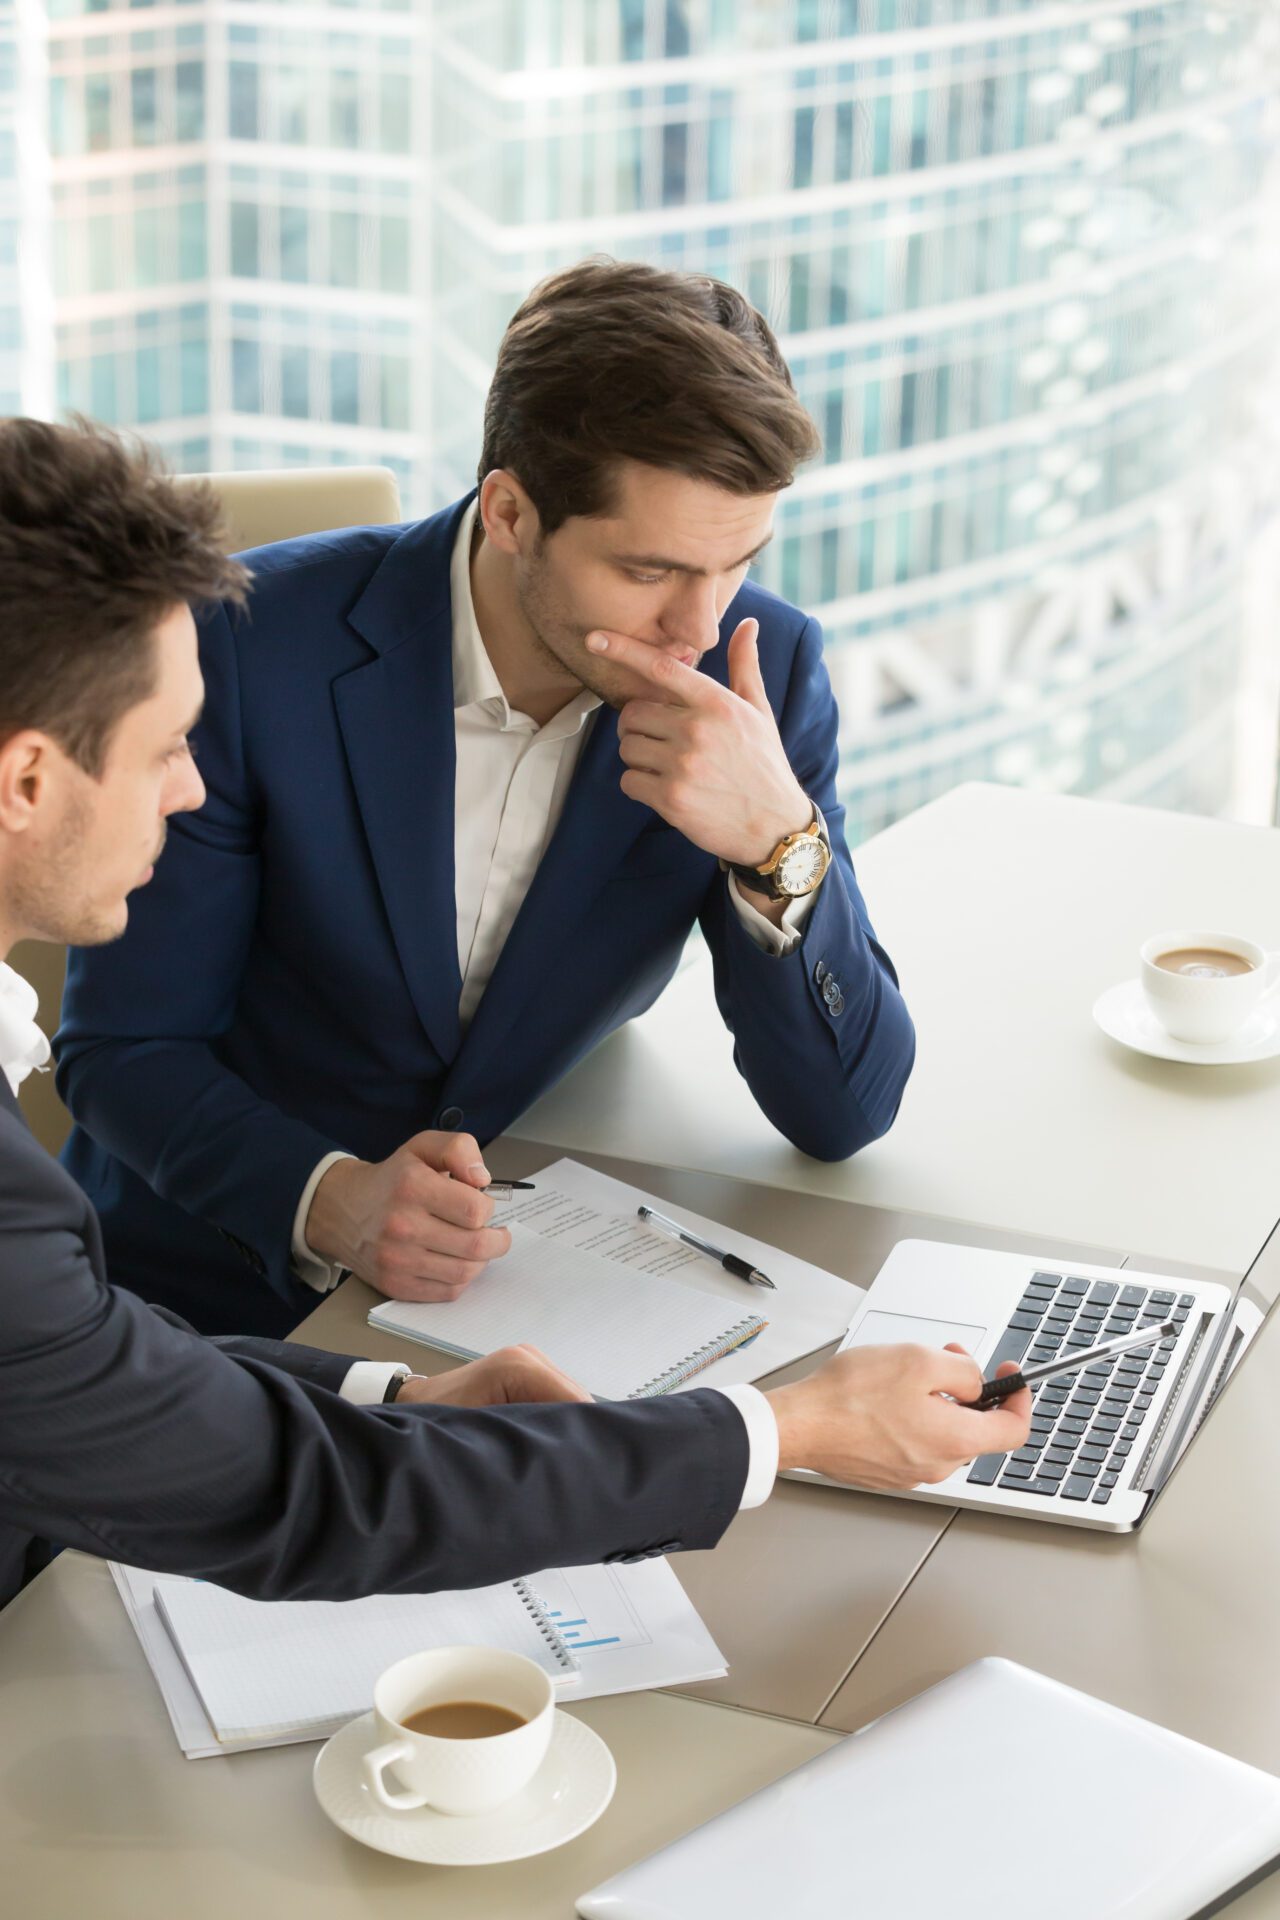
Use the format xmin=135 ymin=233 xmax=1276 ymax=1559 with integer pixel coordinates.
xmin=58 ymin=259 xmax=917 ymax=1340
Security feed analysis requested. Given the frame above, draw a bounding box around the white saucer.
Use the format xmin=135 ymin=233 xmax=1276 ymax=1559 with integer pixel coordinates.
xmin=312 ymin=1709 xmax=616 ymax=1865
xmin=1092 ymin=979 xmax=1280 ymax=1065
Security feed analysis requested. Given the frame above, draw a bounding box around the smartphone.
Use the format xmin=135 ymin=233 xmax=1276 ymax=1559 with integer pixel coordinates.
xmin=966 ymin=1317 xmax=1179 ymax=1410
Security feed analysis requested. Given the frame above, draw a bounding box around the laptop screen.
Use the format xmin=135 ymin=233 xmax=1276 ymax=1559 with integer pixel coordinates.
xmin=1145 ymin=1208 xmax=1280 ymax=1504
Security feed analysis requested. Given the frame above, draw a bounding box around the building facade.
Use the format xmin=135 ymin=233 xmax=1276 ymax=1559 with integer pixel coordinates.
xmin=16 ymin=0 xmax=1280 ymax=833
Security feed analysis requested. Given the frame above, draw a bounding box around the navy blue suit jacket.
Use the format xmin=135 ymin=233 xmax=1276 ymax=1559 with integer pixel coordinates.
xmin=57 ymin=494 xmax=914 ymax=1336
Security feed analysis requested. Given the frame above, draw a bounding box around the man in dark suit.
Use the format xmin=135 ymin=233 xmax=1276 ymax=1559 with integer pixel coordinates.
xmin=0 ymin=417 xmax=1028 ymax=1610
xmin=57 ymin=260 xmax=917 ymax=1341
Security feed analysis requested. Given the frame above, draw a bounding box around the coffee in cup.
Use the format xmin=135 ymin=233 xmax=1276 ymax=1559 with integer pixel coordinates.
xmin=1139 ymin=931 xmax=1279 ymax=1044
xmin=363 ymin=1646 xmax=554 ymax=1815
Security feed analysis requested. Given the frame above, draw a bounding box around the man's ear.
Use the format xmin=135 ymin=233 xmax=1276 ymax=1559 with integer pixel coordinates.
xmin=0 ymin=731 xmax=56 ymax=836
xmin=478 ymin=468 xmax=542 ymax=558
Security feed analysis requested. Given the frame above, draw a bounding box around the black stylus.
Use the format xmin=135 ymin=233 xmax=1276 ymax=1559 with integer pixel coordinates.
xmin=965 ymin=1318 xmax=1179 ymax=1409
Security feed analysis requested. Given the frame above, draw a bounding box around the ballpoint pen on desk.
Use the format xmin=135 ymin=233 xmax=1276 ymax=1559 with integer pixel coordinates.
xmin=482 ymin=1181 xmax=536 ymax=1199
xmin=636 ymin=1205 xmax=777 ymax=1290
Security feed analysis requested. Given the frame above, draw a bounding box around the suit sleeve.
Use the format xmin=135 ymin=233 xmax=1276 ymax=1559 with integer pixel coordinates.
xmin=146 ymin=1302 xmax=355 ymax=1397
xmin=698 ymin=616 xmax=916 ymax=1161
xmin=0 ymin=1152 xmax=748 ymax=1599
xmin=54 ymin=600 xmax=342 ymax=1303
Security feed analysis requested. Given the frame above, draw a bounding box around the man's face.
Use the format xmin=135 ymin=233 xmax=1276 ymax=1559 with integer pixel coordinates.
xmin=511 ymin=463 xmax=776 ymax=708
xmin=12 ymin=604 xmax=206 ymax=946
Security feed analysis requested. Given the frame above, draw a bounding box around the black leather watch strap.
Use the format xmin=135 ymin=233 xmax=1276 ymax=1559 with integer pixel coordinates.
xmin=382 ymin=1366 xmax=412 ymax=1404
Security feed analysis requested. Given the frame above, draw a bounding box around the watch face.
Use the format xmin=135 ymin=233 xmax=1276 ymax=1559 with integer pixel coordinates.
xmin=775 ymin=835 xmax=829 ymax=896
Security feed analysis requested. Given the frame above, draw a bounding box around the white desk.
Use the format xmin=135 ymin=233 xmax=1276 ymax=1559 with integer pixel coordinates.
xmin=512 ymin=783 xmax=1280 ymax=1277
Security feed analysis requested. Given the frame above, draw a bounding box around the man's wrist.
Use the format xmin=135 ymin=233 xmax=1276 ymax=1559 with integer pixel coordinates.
xmin=304 ymin=1154 xmax=368 ymax=1268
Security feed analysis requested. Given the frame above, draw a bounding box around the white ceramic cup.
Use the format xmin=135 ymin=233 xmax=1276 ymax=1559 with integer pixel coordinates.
xmin=1139 ymin=931 xmax=1280 ymax=1044
xmin=362 ymin=1646 xmax=555 ymax=1816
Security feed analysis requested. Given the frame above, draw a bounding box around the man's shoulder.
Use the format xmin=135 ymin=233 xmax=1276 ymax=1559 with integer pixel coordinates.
xmin=728 ymin=578 xmax=815 ymax=646
xmin=0 ymin=1101 xmax=95 ymax=1266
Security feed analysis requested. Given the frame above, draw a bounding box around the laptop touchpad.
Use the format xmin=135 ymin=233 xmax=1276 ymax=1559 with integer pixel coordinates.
xmin=844 ymin=1310 xmax=988 ymax=1355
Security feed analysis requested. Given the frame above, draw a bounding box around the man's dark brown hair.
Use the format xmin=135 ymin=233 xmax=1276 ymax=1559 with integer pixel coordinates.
xmin=479 ymin=258 xmax=821 ymax=532
xmin=0 ymin=416 xmax=248 ymax=776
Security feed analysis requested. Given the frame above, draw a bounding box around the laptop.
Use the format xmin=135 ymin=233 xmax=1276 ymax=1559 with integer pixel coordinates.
xmin=576 ymin=1657 xmax=1280 ymax=1919
xmin=784 ymin=1213 xmax=1280 ymax=1533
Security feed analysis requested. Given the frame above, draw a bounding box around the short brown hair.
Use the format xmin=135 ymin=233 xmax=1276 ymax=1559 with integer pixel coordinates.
xmin=479 ymin=258 xmax=820 ymax=533
xmin=0 ymin=416 xmax=248 ymax=776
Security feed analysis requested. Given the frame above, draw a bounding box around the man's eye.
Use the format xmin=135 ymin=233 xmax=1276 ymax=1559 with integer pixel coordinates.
xmin=626 ymin=570 xmax=668 ymax=585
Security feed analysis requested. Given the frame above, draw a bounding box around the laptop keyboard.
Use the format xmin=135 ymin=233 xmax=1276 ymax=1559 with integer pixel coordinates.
xmin=965 ymin=1272 xmax=1195 ymax=1507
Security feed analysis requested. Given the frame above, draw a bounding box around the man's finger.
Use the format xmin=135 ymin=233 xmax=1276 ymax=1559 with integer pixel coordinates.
xmin=617 ymin=698 xmax=681 ymax=741
xmin=435 ymin=1131 xmax=491 ymax=1187
xmin=726 ymin=619 xmax=769 ymax=715
xmin=586 ymin=629 xmax=716 ymax=703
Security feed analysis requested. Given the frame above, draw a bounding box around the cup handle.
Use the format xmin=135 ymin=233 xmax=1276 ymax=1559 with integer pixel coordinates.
xmin=363 ymin=1739 xmax=428 ymax=1812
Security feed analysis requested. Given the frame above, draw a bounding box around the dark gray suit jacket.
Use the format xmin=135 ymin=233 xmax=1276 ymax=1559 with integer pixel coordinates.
xmin=0 ymin=1079 xmax=747 ymax=1609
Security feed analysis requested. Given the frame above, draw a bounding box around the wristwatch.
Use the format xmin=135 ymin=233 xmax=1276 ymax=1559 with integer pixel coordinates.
xmin=727 ymin=813 xmax=831 ymax=901
xmin=382 ymin=1365 xmax=413 ymax=1404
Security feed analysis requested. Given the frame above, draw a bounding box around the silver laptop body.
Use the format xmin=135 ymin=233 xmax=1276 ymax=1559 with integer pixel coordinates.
xmin=785 ymin=1214 xmax=1280 ymax=1534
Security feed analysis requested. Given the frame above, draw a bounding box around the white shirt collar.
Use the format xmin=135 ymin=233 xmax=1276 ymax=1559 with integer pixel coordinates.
xmin=449 ymin=499 xmax=600 ymax=738
xmin=0 ymin=963 xmax=51 ymax=1097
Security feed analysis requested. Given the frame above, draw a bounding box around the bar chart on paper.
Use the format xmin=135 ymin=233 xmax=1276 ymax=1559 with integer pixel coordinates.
xmin=531 ymin=1568 xmax=647 ymax=1653
xmin=519 ymin=1561 xmax=728 ymax=1697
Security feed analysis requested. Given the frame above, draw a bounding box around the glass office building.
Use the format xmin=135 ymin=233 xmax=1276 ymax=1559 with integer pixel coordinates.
xmin=45 ymin=0 xmax=430 ymax=502
xmin=18 ymin=0 xmax=1280 ymax=835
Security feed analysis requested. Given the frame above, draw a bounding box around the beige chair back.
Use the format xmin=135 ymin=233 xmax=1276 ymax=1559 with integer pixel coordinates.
xmin=17 ymin=464 xmax=403 ymax=1154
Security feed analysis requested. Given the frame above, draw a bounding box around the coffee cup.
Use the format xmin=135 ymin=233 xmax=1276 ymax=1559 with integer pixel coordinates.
xmin=362 ymin=1646 xmax=555 ymax=1815
xmin=1139 ymin=931 xmax=1280 ymax=1044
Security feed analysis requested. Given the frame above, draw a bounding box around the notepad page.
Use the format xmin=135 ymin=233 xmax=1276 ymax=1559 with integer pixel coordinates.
xmin=153 ymin=1578 xmax=574 ymax=1746
xmin=369 ymin=1221 xmax=765 ymax=1399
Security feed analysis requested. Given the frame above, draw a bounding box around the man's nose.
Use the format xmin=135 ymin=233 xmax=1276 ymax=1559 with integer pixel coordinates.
xmin=660 ymin=580 xmax=722 ymax=655
xmin=165 ymin=758 xmax=206 ymax=818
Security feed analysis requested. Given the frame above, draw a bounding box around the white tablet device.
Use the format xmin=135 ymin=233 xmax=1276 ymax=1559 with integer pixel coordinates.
xmin=577 ymin=1658 xmax=1280 ymax=1920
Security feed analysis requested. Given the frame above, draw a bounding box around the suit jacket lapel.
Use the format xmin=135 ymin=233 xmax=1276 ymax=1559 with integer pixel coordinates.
xmin=334 ymin=500 xmax=471 ymax=1066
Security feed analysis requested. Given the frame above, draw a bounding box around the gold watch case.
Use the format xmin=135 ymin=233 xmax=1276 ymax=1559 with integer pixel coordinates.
xmin=760 ymin=820 xmax=831 ymax=897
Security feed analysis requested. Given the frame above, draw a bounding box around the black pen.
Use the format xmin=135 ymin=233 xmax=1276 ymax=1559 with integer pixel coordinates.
xmin=482 ymin=1180 xmax=536 ymax=1198
xmin=637 ymin=1205 xmax=777 ymax=1290
xmin=964 ymin=1319 xmax=1178 ymax=1409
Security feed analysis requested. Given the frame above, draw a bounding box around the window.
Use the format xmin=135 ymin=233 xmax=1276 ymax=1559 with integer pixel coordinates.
xmin=131 ymin=68 xmax=158 ymax=147
xmin=229 ymin=62 xmax=259 ymax=140
xmin=230 ymin=202 xmax=259 ymax=278
xmin=232 ymin=337 xmax=261 ymax=412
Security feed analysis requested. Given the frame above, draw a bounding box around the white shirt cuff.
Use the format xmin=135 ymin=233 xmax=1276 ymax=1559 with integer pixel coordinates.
xmin=291 ymin=1150 xmax=355 ymax=1294
xmin=708 ymin=1382 xmax=779 ymax=1510
xmin=339 ymin=1361 xmax=410 ymax=1406
xmin=725 ymin=806 xmax=828 ymax=956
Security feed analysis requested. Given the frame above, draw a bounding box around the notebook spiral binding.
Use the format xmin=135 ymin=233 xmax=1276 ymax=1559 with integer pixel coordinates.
xmin=512 ymin=1578 xmax=579 ymax=1675
xmin=628 ymin=1314 xmax=768 ymax=1399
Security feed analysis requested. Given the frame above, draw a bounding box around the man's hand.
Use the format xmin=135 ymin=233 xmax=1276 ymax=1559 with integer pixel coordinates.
xmin=395 ymin=1346 xmax=592 ymax=1408
xmin=588 ymin=621 xmax=812 ymax=869
xmin=305 ymin=1130 xmax=511 ymax=1302
xmin=764 ymin=1343 xmax=1031 ymax=1490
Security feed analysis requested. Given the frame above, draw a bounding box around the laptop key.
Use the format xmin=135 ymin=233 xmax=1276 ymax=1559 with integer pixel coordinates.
xmin=985 ymin=1326 xmax=1035 ymax=1370
xmin=1111 ymin=1439 xmax=1132 ymax=1457
xmin=1060 ymin=1277 xmax=1088 ymax=1296
xmin=1122 ymin=1422 xmax=1142 ymax=1441
xmin=1045 ymin=1448 xmax=1076 ymax=1469
xmin=1012 ymin=1446 xmax=1043 ymax=1463
xmin=1088 ymin=1282 xmax=1118 ymax=1305
xmin=1020 ymin=1478 xmax=1065 ymax=1496
xmin=1091 ymin=1412 xmax=1121 ymax=1432
xmin=967 ymin=1455 xmax=1005 ymax=1485
xmin=1092 ymin=1487 xmax=1113 ymax=1505
xmin=1178 ymin=1294 xmax=1195 ymax=1308
xmin=1009 ymin=1310 xmax=1042 ymax=1331
xmin=1062 ymin=1476 xmax=1093 ymax=1500
xmin=1079 ymin=1444 xmax=1109 ymax=1463
xmin=1000 ymin=1461 xmax=1035 ymax=1483
xmin=1119 ymin=1285 xmax=1147 ymax=1306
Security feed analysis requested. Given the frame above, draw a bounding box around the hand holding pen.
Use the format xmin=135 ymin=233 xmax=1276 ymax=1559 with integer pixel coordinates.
xmin=637 ymin=1205 xmax=777 ymax=1290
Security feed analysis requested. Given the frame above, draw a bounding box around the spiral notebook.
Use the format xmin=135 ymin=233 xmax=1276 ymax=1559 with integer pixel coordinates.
xmin=368 ymin=1219 xmax=767 ymax=1399
xmin=151 ymin=1574 xmax=578 ymax=1747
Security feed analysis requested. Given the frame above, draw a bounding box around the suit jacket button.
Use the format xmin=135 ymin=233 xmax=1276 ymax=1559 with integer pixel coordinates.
xmin=822 ymin=974 xmax=840 ymax=1006
xmin=828 ymin=990 xmax=844 ymax=1016
xmin=437 ymin=1106 xmax=464 ymax=1129
xmin=814 ymin=960 xmax=828 ymax=985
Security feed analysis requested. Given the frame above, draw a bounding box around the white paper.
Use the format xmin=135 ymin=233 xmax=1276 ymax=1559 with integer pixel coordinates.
xmin=370 ymin=1215 xmax=767 ymax=1399
xmin=112 ymin=1553 xmax=726 ymax=1759
xmin=490 ymin=1157 xmax=861 ymax=1387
